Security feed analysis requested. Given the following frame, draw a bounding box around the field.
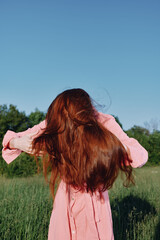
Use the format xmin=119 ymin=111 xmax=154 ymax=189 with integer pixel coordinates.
xmin=0 ymin=166 xmax=160 ymax=240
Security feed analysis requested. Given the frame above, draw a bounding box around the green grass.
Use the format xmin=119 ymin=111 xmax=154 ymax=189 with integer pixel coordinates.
xmin=0 ymin=167 xmax=160 ymax=240
xmin=110 ymin=166 xmax=160 ymax=240
xmin=0 ymin=174 xmax=53 ymax=240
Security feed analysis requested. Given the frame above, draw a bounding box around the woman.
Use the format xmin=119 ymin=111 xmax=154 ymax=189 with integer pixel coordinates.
xmin=2 ymin=88 xmax=148 ymax=240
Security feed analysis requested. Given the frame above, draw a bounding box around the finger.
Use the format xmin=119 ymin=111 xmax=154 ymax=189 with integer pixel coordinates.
xmin=27 ymin=146 xmax=35 ymax=154
xmin=38 ymin=151 xmax=44 ymax=157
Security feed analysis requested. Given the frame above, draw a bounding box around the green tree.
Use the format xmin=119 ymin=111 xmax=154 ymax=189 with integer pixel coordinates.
xmin=3 ymin=153 xmax=38 ymax=178
xmin=28 ymin=108 xmax=45 ymax=127
xmin=0 ymin=104 xmax=29 ymax=141
xmin=126 ymin=126 xmax=160 ymax=165
xmin=147 ymin=130 xmax=160 ymax=165
xmin=126 ymin=125 xmax=150 ymax=149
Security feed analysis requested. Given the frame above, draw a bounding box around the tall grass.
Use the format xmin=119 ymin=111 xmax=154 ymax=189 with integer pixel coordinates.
xmin=0 ymin=174 xmax=53 ymax=240
xmin=0 ymin=167 xmax=160 ymax=240
xmin=110 ymin=166 xmax=160 ymax=240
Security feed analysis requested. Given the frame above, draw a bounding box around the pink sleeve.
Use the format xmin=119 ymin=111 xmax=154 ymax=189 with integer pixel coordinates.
xmin=2 ymin=120 xmax=46 ymax=164
xmin=98 ymin=113 xmax=148 ymax=168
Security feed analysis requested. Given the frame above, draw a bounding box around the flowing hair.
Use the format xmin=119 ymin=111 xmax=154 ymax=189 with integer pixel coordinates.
xmin=33 ymin=88 xmax=134 ymax=197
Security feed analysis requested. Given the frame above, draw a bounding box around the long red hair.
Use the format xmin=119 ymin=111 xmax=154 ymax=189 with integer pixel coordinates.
xmin=33 ymin=88 xmax=133 ymax=197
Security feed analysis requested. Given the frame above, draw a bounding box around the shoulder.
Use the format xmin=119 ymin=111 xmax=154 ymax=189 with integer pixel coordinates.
xmin=96 ymin=112 xmax=124 ymax=137
xmin=96 ymin=112 xmax=115 ymax=124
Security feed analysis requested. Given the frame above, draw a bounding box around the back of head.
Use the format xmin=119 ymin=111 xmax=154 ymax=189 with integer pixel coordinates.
xmin=33 ymin=88 xmax=133 ymax=196
xmin=46 ymin=88 xmax=97 ymax=128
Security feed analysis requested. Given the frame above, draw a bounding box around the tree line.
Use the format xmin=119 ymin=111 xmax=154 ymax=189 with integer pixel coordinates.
xmin=0 ymin=105 xmax=159 ymax=177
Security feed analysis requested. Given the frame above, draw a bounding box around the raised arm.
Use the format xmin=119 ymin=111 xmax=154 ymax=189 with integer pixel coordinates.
xmin=98 ymin=112 xmax=148 ymax=168
xmin=2 ymin=120 xmax=46 ymax=164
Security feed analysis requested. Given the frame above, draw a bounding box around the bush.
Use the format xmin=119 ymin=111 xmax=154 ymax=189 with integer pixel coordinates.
xmin=1 ymin=153 xmax=42 ymax=178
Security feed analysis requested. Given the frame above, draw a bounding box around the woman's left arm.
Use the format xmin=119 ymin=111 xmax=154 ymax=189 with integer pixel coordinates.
xmin=98 ymin=113 xmax=148 ymax=168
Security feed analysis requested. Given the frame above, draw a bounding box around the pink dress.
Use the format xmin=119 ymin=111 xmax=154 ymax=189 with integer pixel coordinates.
xmin=2 ymin=113 xmax=148 ymax=240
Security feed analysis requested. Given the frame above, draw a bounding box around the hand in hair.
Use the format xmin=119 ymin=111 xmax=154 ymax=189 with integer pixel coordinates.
xmin=9 ymin=131 xmax=38 ymax=154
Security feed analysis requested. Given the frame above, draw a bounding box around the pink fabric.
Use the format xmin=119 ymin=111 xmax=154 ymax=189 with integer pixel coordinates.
xmin=2 ymin=113 xmax=148 ymax=240
xmin=2 ymin=120 xmax=46 ymax=164
xmin=97 ymin=113 xmax=148 ymax=168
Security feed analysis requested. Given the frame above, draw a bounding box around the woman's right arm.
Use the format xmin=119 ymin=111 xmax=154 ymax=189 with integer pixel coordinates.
xmin=2 ymin=120 xmax=46 ymax=164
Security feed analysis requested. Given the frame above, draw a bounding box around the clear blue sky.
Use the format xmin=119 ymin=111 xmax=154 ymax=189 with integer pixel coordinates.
xmin=0 ymin=0 xmax=160 ymax=130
